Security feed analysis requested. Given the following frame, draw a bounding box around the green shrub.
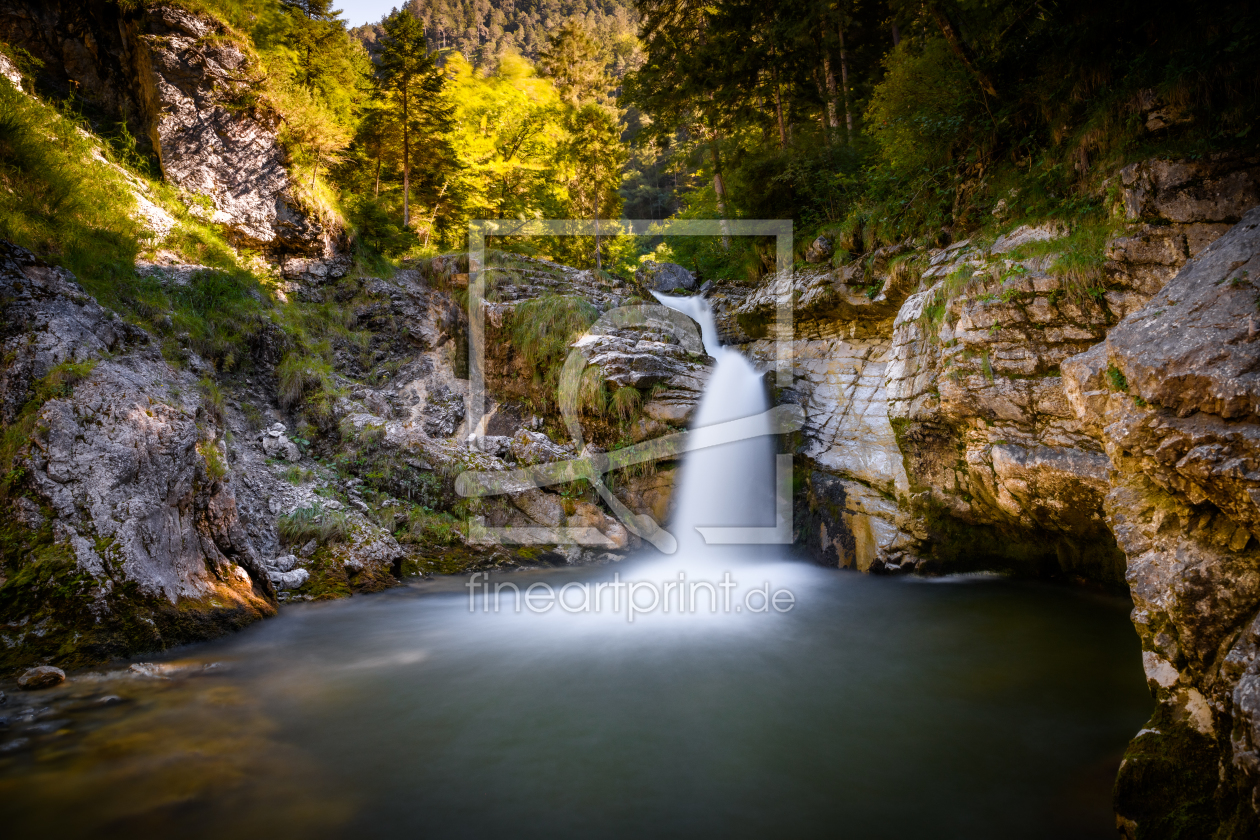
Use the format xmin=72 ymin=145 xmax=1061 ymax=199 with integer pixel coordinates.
xmin=402 ymin=506 xmax=460 ymax=547
xmin=283 ymin=465 xmax=313 ymax=484
xmin=198 ymin=376 xmax=225 ymax=423
xmin=198 ymin=442 xmax=227 ymax=480
xmin=578 ymin=367 xmax=607 ymax=415
xmin=1107 ymin=364 xmax=1129 ymax=392
xmin=276 ymin=352 xmax=339 ymax=423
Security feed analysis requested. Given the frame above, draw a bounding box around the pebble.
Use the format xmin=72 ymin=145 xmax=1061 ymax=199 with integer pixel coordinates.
xmin=17 ymin=666 xmax=65 ymax=690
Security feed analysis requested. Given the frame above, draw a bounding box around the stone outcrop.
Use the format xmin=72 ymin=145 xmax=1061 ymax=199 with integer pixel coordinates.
xmin=1062 ymin=208 xmax=1260 ymax=837
xmin=635 ymin=260 xmax=696 ymax=292
xmin=142 ymin=6 xmax=327 ymax=254
xmin=0 ymin=242 xmax=276 ymax=670
xmin=0 ymin=0 xmax=329 ymax=256
xmin=703 ymin=155 xmax=1260 ymax=586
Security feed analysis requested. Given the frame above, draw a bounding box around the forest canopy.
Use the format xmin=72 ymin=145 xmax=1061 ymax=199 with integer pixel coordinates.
xmin=119 ymin=0 xmax=1260 ymax=280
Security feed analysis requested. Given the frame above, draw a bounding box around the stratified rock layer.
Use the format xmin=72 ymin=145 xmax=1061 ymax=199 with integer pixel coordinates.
xmin=1063 ymin=208 xmax=1260 ymax=838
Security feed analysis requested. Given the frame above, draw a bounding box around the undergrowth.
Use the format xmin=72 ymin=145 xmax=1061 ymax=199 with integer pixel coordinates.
xmin=277 ymin=503 xmax=349 ymax=547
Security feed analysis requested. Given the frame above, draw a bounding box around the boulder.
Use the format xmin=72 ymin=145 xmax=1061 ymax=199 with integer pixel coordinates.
xmin=17 ymin=666 xmax=65 ymax=690
xmin=1105 ymin=206 xmax=1260 ymax=420
xmin=510 ymin=429 xmax=570 ymax=465
xmin=269 ymin=568 xmax=310 ymax=590
xmin=261 ymin=423 xmax=302 ymax=462
xmin=635 ymin=261 xmax=696 ymax=292
xmin=805 ymin=236 xmax=834 ymax=264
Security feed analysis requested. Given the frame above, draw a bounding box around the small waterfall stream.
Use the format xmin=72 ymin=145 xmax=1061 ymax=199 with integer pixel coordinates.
xmin=651 ymin=293 xmax=775 ymax=560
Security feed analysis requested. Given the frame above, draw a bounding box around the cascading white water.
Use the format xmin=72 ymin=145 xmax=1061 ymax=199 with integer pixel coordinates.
xmin=652 ymin=293 xmax=776 ymax=560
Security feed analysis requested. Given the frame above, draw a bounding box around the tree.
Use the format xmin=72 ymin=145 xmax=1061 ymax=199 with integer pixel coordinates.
xmin=280 ymin=0 xmax=341 ymax=20
xmin=282 ymin=86 xmax=351 ymax=197
xmin=376 ymin=8 xmax=448 ymax=228
xmin=562 ymin=104 xmax=627 ymax=268
xmin=282 ymin=0 xmax=347 ymax=90
xmin=538 ymin=20 xmax=607 ymax=105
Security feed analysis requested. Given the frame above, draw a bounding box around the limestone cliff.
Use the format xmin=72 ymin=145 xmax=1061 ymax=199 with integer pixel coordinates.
xmin=712 ymin=155 xmax=1260 ymax=590
xmin=0 ymin=241 xmax=276 ymax=669
xmin=0 ymin=0 xmax=330 ymax=256
xmin=1062 ymin=208 xmax=1260 ymax=838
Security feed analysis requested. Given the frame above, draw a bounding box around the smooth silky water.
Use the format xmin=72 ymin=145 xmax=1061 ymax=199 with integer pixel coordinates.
xmin=0 ymin=296 xmax=1151 ymax=839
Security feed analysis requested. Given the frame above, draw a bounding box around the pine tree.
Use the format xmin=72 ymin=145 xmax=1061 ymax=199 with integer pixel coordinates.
xmin=563 ymin=104 xmax=627 ymax=268
xmin=281 ymin=0 xmax=341 ymax=21
xmin=376 ymin=8 xmax=448 ymax=229
xmin=538 ymin=20 xmax=606 ymax=104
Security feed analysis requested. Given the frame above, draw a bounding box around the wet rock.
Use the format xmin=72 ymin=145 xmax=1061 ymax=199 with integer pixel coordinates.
xmin=17 ymin=666 xmax=65 ymax=690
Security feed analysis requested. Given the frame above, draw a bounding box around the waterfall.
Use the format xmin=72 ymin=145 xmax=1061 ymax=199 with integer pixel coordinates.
xmin=652 ymin=293 xmax=776 ymax=560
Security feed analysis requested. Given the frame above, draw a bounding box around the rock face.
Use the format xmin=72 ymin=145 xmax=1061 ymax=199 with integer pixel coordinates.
xmin=0 ymin=242 xmax=276 ymax=670
xmin=1063 ymin=208 xmax=1260 ymax=837
xmin=0 ymin=0 xmax=328 ymax=256
xmin=141 ymin=6 xmax=326 ymax=254
xmin=0 ymin=0 xmax=158 ymax=149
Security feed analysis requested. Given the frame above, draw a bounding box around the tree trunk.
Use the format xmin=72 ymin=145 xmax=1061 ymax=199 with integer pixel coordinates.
xmin=891 ymin=22 xmax=900 ymax=47
xmin=823 ymin=52 xmax=840 ymax=137
xmin=838 ymin=21 xmax=854 ymax=144
xmin=771 ymin=63 xmax=787 ymax=148
xmin=927 ymin=5 xmax=999 ymax=98
xmin=402 ymin=87 xmax=410 ymax=228
xmin=374 ymin=153 xmax=381 ymax=198
xmin=708 ymin=135 xmax=731 ymax=247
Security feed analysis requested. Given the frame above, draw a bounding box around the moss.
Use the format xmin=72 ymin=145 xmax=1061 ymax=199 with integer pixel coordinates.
xmin=293 ymin=547 xmax=354 ymax=601
xmin=1113 ymin=705 xmax=1260 ymax=839
xmin=0 ymin=529 xmax=272 ymax=673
